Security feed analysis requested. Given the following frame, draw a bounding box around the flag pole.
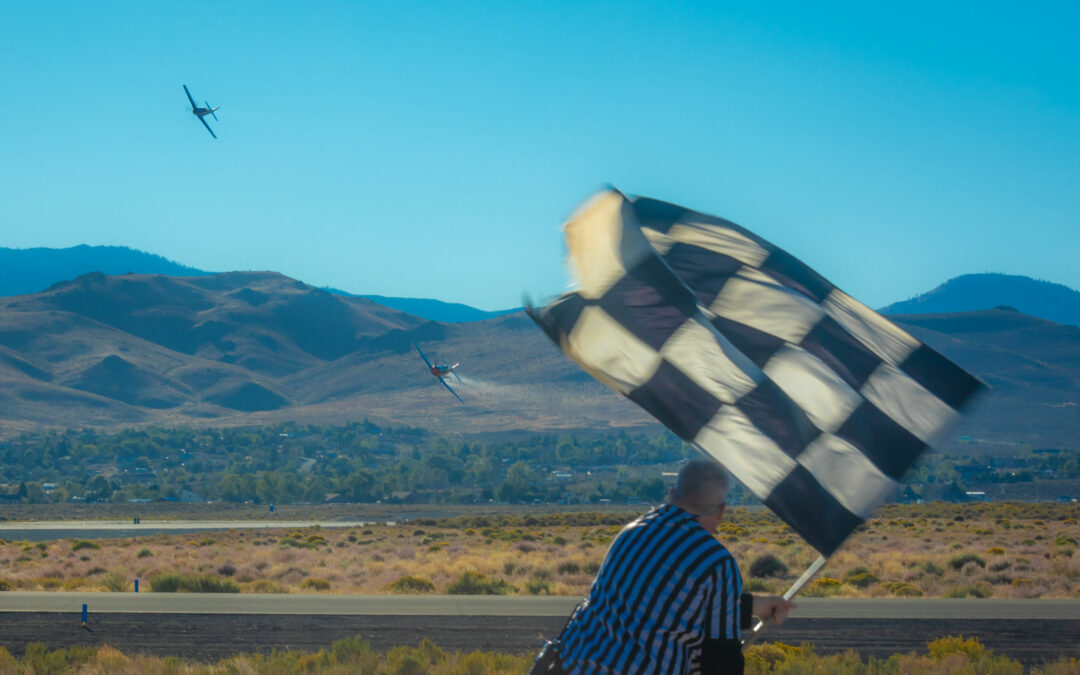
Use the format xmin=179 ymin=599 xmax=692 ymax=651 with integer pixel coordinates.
xmin=742 ymin=554 xmax=827 ymax=647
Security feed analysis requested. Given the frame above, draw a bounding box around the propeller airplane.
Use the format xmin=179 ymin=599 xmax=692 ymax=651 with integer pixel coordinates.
xmin=414 ymin=342 xmax=464 ymax=403
xmin=184 ymin=84 xmax=220 ymax=139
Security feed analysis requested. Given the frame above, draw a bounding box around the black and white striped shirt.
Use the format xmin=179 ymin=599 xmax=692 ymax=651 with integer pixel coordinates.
xmin=557 ymin=504 xmax=746 ymax=674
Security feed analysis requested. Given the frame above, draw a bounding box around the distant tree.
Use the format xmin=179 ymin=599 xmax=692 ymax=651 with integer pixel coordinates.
xmin=18 ymin=481 xmax=46 ymax=504
xmin=342 ymin=470 xmax=376 ymax=502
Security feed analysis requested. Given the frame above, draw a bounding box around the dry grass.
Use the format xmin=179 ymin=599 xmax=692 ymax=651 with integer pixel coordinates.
xmin=1 ymin=504 xmax=1077 ymax=598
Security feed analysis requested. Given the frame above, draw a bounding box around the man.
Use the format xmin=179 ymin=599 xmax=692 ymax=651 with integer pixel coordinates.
xmin=532 ymin=458 xmax=794 ymax=674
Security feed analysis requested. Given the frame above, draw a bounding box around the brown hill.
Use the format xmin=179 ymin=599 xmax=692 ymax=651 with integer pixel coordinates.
xmin=0 ymin=272 xmax=646 ymax=435
xmin=891 ymin=309 xmax=1080 ymax=453
xmin=0 ymin=275 xmax=1076 ymax=451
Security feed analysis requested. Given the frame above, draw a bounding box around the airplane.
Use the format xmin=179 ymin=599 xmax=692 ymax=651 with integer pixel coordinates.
xmin=414 ymin=342 xmax=464 ymax=403
xmin=183 ymin=84 xmax=220 ymax=139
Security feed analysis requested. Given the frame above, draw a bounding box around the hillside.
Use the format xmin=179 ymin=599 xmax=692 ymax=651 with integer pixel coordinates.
xmin=0 ymin=271 xmax=640 ymax=435
xmin=0 ymin=272 xmax=1078 ymax=451
xmin=891 ymin=308 xmax=1080 ymax=453
xmin=881 ymin=273 xmax=1080 ymax=327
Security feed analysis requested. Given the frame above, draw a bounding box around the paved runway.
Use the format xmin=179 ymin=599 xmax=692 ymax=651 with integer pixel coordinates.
xmin=0 ymin=595 xmax=1077 ymax=665
xmin=1 ymin=592 xmax=1078 ymax=618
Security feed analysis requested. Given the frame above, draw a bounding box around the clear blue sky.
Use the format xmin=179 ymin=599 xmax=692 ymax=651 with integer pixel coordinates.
xmin=2 ymin=2 xmax=1077 ymax=310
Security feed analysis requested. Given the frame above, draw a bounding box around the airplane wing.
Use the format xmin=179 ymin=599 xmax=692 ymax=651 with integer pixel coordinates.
xmin=452 ymin=368 xmax=462 ymax=383
xmin=440 ymin=377 xmax=465 ymax=404
xmin=199 ymin=115 xmax=217 ymax=139
xmin=414 ymin=342 xmax=434 ymax=369
xmin=183 ymin=85 xmax=198 ymax=110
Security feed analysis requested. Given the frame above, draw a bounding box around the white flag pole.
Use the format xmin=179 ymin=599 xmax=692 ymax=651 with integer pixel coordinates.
xmin=742 ymin=554 xmax=827 ymax=647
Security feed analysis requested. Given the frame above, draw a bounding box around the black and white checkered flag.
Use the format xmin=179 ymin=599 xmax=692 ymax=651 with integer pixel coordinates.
xmin=529 ymin=189 xmax=983 ymax=555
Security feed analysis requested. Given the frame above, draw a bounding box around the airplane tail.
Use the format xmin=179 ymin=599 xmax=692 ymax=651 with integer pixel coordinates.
xmin=207 ymin=102 xmax=219 ymax=121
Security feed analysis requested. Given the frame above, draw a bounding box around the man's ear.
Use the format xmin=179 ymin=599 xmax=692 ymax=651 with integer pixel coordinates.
xmin=717 ymin=502 xmax=726 ymax=519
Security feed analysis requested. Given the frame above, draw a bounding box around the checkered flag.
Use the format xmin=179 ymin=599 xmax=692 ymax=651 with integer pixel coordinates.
xmin=529 ymin=189 xmax=983 ymax=555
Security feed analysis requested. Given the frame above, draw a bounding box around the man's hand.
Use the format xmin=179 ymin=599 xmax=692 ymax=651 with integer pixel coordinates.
xmin=751 ymin=595 xmax=796 ymax=625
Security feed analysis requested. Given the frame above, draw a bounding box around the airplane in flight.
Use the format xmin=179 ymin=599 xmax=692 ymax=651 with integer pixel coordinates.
xmin=414 ymin=342 xmax=464 ymax=403
xmin=183 ymin=84 xmax=220 ymax=138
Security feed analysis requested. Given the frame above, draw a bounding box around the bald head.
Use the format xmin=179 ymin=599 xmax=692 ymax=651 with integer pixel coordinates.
xmin=670 ymin=458 xmax=730 ymax=516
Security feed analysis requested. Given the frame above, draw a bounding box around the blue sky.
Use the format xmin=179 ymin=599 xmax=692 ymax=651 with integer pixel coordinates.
xmin=2 ymin=2 xmax=1077 ymax=311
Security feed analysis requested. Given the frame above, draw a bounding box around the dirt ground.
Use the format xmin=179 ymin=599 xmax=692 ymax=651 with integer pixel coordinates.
xmin=0 ymin=613 xmax=1077 ymax=667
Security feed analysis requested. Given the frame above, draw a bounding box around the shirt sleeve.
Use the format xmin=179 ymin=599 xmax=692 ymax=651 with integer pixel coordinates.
xmin=740 ymin=592 xmax=754 ymax=631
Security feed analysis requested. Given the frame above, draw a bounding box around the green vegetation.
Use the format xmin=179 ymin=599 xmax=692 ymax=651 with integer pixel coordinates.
xmin=946 ymin=584 xmax=994 ymax=599
xmin=387 ymin=576 xmax=436 ymax=593
xmin=845 ymin=571 xmax=880 ymax=588
xmin=949 ymin=552 xmax=987 ymax=570
xmin=748 ymin=553 xmax=789 ymax=579
xmin=445 ymin=571 xmax=516 ymax=595
xmin=5 ymin=422 xmax=1074 ymax=508
xmin=0 ymin=635 xmax=1077 ymax=674
xmin=148 ymin=573 xmax=239 ymax=593
xmin=0 ymin=423 xmax=692 ymax=506
xmin=881 ymin=581 xmax=924 ymax=597
xmin=101 ymin=571 xmax=128 ymax=592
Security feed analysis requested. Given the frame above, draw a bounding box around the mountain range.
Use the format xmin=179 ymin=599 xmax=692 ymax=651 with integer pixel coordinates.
xmin=0 ymin=270 xmax=633 ymax=436
xmin=880 ymin=273 xmax=1080 ymax=327
xmin=0 ymin=246 xmax=514 ymax=323
xmin=7 ymin=246 xmax=1080 ymax=327
xmin=0 ymin=268 xmax=1077 ymax=453
xmin=1 ymin=245 xmax=1078 ymax=450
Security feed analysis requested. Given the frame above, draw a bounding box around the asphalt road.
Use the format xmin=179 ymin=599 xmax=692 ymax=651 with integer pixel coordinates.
xmin=1 ymin=593 xmax=1079 ymax=619
xmin=0 ymin=520 xmax=373 ymax=542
